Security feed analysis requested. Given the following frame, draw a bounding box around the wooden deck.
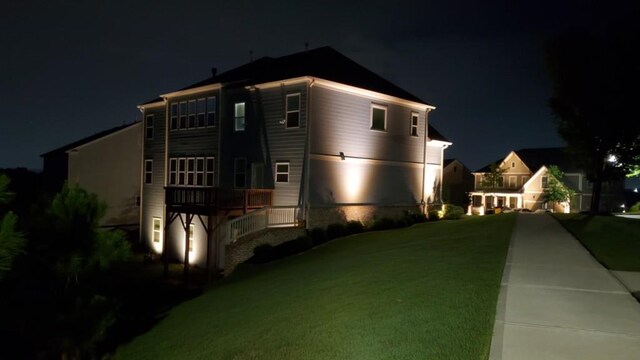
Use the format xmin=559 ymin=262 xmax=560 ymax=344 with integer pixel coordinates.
xmin=165 ymin=187 xmax=273 ymax=214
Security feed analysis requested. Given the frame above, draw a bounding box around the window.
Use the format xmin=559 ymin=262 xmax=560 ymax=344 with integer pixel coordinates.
xmin=144 ymin=160 xmax=153 ymax=184
xmin=169 ymin=159 xmax=177 ymax=185
xmin=188 ymin=100 xmax=196 ymax=128
xmin=511 ymin=161 xmax=516 ymax=168
xmin=170 ymin=103 xmax=178 ymax=130
xmin=206 ymin=157 xmax=215 ymax=186
xmin=275 ymin=162 xmax=290 ymax=183
xmin=234 ymin=158 xmax=246 ymax=188
xmin=410 ymin=112 xmax=419 ymax=136
xmin=509 ymin=176 xmax=517 ymax=188
xmin=496 ymin=176 xmax=504 ymax=187
xmin=178 ymin=158 xmax=186 ymax=185
xmin=371 ymin=104 xmax=386 ymax=131
xmin=179 ymin=101 xmax=187 ymax=129
xmin=197 ymin=98 xmax=206 ymax=127
xmin=145 ymin=114 xmax=154 ymax=139
xmin=196 ymin=158 xmax=205 ymax=186
xmin=188 ymin=224 xmax=194 ymax=252
xmin=187 ymin=158 xmax=195 ymax=185
xmin=153 ymin=218 xmax=162 ymax=243
xmin=541 ymin=176 xmax=549 ymax=188
xmin=207 ymin=97 xmax=216 ymax=127
xmin=286 ymin=94 xmax=300 ymax=128
xmin=234 ymin=102 xmax=245 ymax=131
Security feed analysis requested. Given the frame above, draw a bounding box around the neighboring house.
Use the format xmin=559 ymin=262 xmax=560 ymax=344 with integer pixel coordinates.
xmin=469 ymin=147 xmax=625 ymax=214
xmin=41 ymin=122 xmax=142 ymax=227
xmin=442 ymin=159 xmax=474 ymax=207
xmin=139 ymin=46 xmax=451 ymax=274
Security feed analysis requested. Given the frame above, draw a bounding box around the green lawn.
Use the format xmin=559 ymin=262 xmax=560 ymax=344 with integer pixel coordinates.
xmin=553 ymin=214 xmax=640 ymax=271
xmin=116 ymin=214 xmax=516 ymax=360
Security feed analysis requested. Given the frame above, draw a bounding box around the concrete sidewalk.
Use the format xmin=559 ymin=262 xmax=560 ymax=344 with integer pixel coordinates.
xmin=489 ymin=213 xmax=640 ymax=359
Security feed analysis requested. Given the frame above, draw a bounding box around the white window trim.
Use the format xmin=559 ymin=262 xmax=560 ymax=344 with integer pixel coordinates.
xmin=207 ymin=96 xmax=217 ymax=127
xmin=169 ymin=156 xmax=215 ymax=187
xmin=145 ymin=114 xmax=154 ymax=139
xmin=187 ymin=100 xmax=196 ymax=128
xmin=285 ymin=93 xmax=300 ymax=128
xmin=187 ymin=158 xmax=195 ymax=185
xmin=370 ymin=103 xmax=387 ymax=132
xmin=179 ymin=101 xmax=187 ymax=130
xmin=275 ymin=162 xmax=290 ymax=183
xmin=153 ymin=217 xmax=162 ymax=243
xmin=205 ymin=157 xmax=215 ymax=186
xmin=196 ymin=157 xmax=205 ymax=186
xmin=169 ymin=158 xmax=177 ymax=185
xmin=234 ymin=102 xmax=246 ymax=131
xmin=144 ymin=159 xmax=153 ymax=185
xmin=170 ymin=103 xmax=178 ymax=130
xmin=410 ymin=112 xmax=419 ymax=137
xmin=178 ymin=158 xmax=186 ymax=185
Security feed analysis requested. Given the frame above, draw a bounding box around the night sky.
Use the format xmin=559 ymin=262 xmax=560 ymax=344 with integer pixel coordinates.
xmin=2 ymin=1 xmax=638 ymax=187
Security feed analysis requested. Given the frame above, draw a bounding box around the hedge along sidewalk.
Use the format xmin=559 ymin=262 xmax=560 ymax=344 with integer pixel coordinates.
xmin=116 ymin=214 xmax=516 ymax=360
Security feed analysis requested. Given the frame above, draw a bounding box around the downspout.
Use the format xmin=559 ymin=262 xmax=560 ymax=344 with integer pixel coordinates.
xmin=137 ymin=106 xmax=145 ymax=246
xmin=420 ymin=108 xmax=431 ymax=213
xmin=303 ymin=78 xmax=314 ymax=228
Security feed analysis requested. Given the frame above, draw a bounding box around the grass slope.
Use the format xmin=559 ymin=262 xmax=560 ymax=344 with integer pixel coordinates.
xmin=553 ymin=214 xmax=640 ymax=271
xmin=117 ymin=214 xmax=515 ymax=360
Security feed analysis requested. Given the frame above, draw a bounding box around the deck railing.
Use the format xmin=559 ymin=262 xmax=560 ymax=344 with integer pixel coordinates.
xmin=165 ymin=187 xmax=273 ymax=212
xmin=227 ymin=206 xmax=301 ymax=244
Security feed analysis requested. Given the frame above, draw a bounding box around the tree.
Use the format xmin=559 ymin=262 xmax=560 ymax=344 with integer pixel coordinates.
xmin=480 ymin=163 xmax=505 ymax=190
xmin=546 ymin=23 xmax=640 ymax=213
xmin=542 ymin=166 xmax=575 ymax=210
xmin=0 ymin=175 xmax=25 ymax=281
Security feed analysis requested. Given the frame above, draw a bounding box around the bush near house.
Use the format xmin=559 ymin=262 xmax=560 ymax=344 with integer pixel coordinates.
xmin=443 ymin=204 xmax=465 ymax=220
xmin=630 ymin=201 xmax=640 ymax=213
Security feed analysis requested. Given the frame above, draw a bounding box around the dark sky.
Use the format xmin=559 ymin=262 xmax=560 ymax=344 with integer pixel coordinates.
xmin=1 ymin=0 xmax=637 ymax=187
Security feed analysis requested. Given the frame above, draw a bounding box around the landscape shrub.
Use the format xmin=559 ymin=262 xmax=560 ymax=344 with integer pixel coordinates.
xmin=630 ymin=202 xmax=640 ymax=213
xmin=326 ymin=223 xmax=347 ymax=240
xmin=427 ymin=209 xmax=441 ymax=221
xmin=308 ymin=227 xmax=328 ymax=246
xmin=344 ymin=220 xmax=364 ymax=235
xmin=443 ymin=204 xmax=464 ymax=220
xmin=247 ymin=236 xmax=313 ymax=264
xmin=368 ymin=217 xmax=398 ymax=231
xmin=248 ymin=243 xmax=274 ymax=264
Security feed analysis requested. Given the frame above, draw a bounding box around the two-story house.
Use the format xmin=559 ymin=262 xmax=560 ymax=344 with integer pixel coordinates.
xmin=468 ymin=147 xmax=624 ymax=214
xmin=139 ymin=47 xmax=451 ymax=274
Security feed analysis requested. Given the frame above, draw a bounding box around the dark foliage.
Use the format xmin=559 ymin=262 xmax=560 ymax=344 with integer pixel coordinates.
xmin=326 ymin=222 xmax=347 ymax=240
xmin=308 ymin=227 xmax=328 ymax=246
xmin=443 ymin=205 xmax=465 ymax=220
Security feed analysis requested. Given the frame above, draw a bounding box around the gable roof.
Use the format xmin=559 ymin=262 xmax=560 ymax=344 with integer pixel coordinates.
xmin=168 ymin=46 xmax=430 ymax=106
xmin=475 ymin=147 xmax=582 ymax=173
xmin=41 ymin=122 xmax=140 ymax=158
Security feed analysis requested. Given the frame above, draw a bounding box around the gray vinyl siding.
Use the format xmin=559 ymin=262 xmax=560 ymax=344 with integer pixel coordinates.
xmin=308 ymin=158 xmax=423 ymax=205
xmin=309 ymin=85 xmax=426 ymax=163
xmin=142 ymin=104 xmax=166 ymax=247
xmin=260 ymin=83 xmax=307 ymax=205
xmin=426 ymin=143 xmax=443 ymax=165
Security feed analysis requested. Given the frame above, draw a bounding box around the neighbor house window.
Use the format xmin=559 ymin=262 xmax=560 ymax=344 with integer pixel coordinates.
xmin=179 ymin=101 xmax=187 ymax=129
xmin=234 ymin=158 xmax=246 ymax=188
xmin=511 ymin=161 xmax=516 ymax=168
xmin=169 ymin=159 xmax=177 ymax=185
xmin=206 ymin=157 xmax=215 ymax=186
xmin=541 ymin=176 xmax=548 ymax=188
xmin=509 ymin=176 xmax=517 ymax=188
xmin=286 ymin=94 xmax=300 ymax=128
xmin=207 ymin=97 xmax=216 ymax=127
xmin=522 ymin=176 xmax=529 ymax=185
xmin=496 ymin=176 xmax=504 ymax=187
xmin=275 ymin=162 xmax=290 ymax=183
xmin=188 ymin=224 xmax=194 ymax=252
xmin=144 ymin=160 xmax=153 ymax=184
xmin=145 ymin=114 xmax=154 ymax=139
xmin=410 ymin=112 xmax=419 ymax=136
xmin=371 ymin=104 xmax=387 ymax=131
xmin=153 ymin=218 xmax=162 ymax=243
xmin=197 ymin=98 xmax=206 ymax=127
xmin=170 ymin=103 xmax=178 ymax=130
xmin=188 ymin=100 xmax=197 ymax=128
xmin=234 ymin=102 xmax=245 ymax=131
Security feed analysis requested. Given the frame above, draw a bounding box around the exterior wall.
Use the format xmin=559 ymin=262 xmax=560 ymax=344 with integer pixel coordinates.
xmin=141 ymin=103 xmax=167 ymax=250
xmin=307 ymin=204 xmax=421 ymax=229
xmin=308 ymin=84 xmax=428 ymax=208
xmin=442 ymin=160 xmax=474 ymax=206
xmin=67 ymin=122 xmax=142 ymax=226
xmin=474 ymin=153 xmax=532 ymax=191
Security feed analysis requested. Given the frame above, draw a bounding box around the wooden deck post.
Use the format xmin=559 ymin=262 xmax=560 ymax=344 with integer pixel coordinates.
xmin=163 ymin=207 xmax=170 ymax=278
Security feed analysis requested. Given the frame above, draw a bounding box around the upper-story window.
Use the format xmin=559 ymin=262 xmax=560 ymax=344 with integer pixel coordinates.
xmin=511 ymin=161 xmax=516 ymax=168
xmin=169 ymin=156 xmax=215 ymax=186
xmin=286 ymin=94 xmax=300 ymax=128
xmin=207 ymin=97 xmax=216 ymax=127
xmin=410 ymin=112 xmax=419 ymax=136
xmin=170 ymin=103 xmax=178 ymax=130
xmin=275 ymin=162 xmax=290 ymax=183
xmin=371 ymin=104 xmax=387 ymax=131
xmin=144 ymin=160 xmax=153 ymax=185
xmin=509 ymin=176 xmax=517 ymax=188
xmin=235 ymin=102 xmax=246 ymax=131
xmin=197 ymin=98 xmax=206 ymax=127
xmin=541 ymin=175 xmax=549 ymax=188
xmin=522 ymin=176 xmax=529 ymax=186
xmin=179 ymin=102 xmax=187 ymax=129
xmin=188 ymin=100 xmax=197 ymax=128
xmin=234 ymin=158 xmax=247 ymax=187
xmin=496 ymin=176 xmax=504 ymax=187
xmin=145 ymin=114 xmax=154 ymax=139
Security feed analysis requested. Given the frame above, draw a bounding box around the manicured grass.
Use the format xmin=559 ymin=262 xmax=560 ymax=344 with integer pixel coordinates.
xmin=553 ymin=214 xmax=640 ymax=271
xmin=116 ymin=214 xmax=516 ymax=360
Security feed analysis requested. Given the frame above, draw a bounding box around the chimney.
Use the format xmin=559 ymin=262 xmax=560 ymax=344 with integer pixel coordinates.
xmin=211 ymin=67 xmax=217 ymax=76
